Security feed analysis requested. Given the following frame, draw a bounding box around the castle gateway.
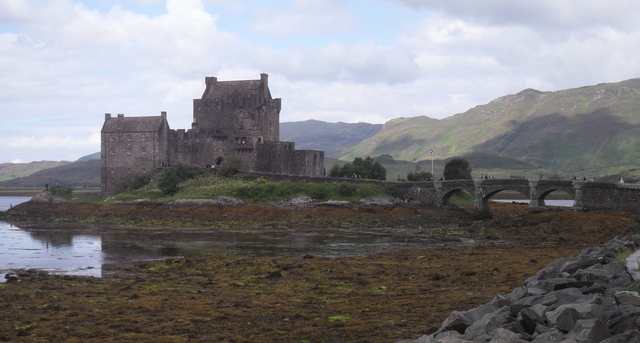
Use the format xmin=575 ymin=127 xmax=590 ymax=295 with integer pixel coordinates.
xmin=101 ymin=73 xmax=324 ymax=195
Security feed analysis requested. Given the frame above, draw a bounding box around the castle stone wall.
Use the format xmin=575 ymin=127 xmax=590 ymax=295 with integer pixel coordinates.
xmin=101 ymin=74 xmax=323 ymax=195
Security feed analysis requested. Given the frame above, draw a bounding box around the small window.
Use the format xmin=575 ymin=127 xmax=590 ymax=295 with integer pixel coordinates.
xmin=110 ymin=136 xmax=114 ymax=142
xmin=141 ymin=148 xmax=146 ymax=155
xmin=142 ymin=135 xmax=146 ymax=141
xmin=127 ymin=135 xmax=131 ymax=141
xmin=126 ymin=148 xmax=132 ymax=154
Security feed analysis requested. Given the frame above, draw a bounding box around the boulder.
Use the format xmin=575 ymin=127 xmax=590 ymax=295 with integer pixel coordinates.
xmin=566 ymin=319 xmax=611 ymax=342
xmin=288 ymin=196 xmax=312 ymax=206
xmin=600 ymin=329 xmax=640 ymax=343
xmin=30 ymin=192 xmax=67 ymax=204
xmin=531 ymin=327 xmax=566 ymax=343
xmin=215 ymin=196 xmax=246 ymax=206
xmin=614 ymin=291 xmax=640 ymax=306
xmin=488 ymin=328 xmax=521 ymax=343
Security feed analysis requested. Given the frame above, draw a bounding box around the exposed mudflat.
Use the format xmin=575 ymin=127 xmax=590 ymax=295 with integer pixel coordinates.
xmin=0 ymin=201 xmax=638 ymax=342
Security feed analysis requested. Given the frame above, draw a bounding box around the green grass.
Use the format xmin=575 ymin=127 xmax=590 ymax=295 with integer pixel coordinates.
xmin=115 ymin=174 xmax=389 ymax=202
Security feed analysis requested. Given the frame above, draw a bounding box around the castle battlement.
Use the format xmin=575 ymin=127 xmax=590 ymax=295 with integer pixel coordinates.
xmin=101 ymin=74 xmax=324 ymax=195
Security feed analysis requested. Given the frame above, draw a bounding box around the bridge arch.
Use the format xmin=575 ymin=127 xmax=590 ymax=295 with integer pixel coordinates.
xmin=435 ymin=180 xmax=476 ymax=209
xmin=474 ymin=179 xmax=532 ymax=214
xmin=528 ymin=180 xmax=575 ymax=213
xmin=475 ymin=188 xmax=530 ymax=213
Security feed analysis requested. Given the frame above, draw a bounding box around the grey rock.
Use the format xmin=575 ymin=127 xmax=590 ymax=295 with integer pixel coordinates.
xmin=491 ymin=294 xmax=511 ymax=308
xmin=507 ymin=287 xmax=529 ymax=303
xmin=30 ymin=192 xmax=68 ymax=204
xmin=518 ymin=305 xmax=546 ymax=333
xmin=488 ymin=328 xmax=521 ymax=343
xmin=606 ymin=304 xmax=640 ymax=335
xmin=614 ymin=291 xmax=640 ymax=306
xmin=288 ymin=196 xmax=312 ymax=205
xmin=462 ymin=310 xmax=508 ymax=341
xmin=364 ymin=197 xmax=395 ymax=206
xmin=546 ymin=301 xmax=603 ymax=328
xmin=555 ymin=307 xmax=582 ymax=333
xmin=215 ymin=196 xmax=246 ymax=205
xmin=566 ymin=319 xmax=610 ymax=342
xmin=510 ymin=295 xmax=544 ymax=316
xmin=436 ymin=303 xmax=498 ymax=335
xmin=600 ymin=329 xmax=640 ymax=343
xmin=560 ymin=257 xmax=604 ymax=274
xmin=318 ymin=200 xmax=352 ymax=207
xmin=532 ymin=328 xmax=566 ymax=343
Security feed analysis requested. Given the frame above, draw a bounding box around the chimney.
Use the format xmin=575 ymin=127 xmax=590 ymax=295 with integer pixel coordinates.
xmin=260 ymin=73 xmax=268 ymax=87
xmin=260 ymin=73 xmax=268 ymax=97
xmin=105 ymin=113 xmax=111 ymax=120
xmin=117 ymin=113 xmax=124 ymax=119
xmin=161 ymin=111 xmax=167 ymax=119
xmin=205 ymin=76 xmax=217 ymax=86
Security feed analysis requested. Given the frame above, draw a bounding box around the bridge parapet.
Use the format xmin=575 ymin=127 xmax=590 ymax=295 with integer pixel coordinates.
xmin=575 ymin=181 xmax=640 ymax=212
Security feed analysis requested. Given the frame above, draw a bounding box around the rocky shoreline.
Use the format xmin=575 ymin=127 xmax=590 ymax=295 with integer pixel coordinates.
xmin=400 ymin=235 xmax=640 ymax=343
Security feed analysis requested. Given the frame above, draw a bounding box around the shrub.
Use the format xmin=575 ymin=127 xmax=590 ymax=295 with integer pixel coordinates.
xmin=126 ymin=175 xmax=152 ymax=191
xmin=157 ymin=164 xmax=204 ymax=196
xmin=50 ymin=185 xmax=73 ymax=198
xmin=407 ymin=171 xmax=433 ymax=181
xmin=218 ymin=155 xmax=243 ymax=177
xmin=338 ymin=183 xmax=358 ymax=197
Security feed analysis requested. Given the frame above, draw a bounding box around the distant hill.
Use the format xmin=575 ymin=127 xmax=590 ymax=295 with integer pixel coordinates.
xmin=280 ymin=120 xmax=382 ymax=157
xmin=77 ymin=152 xmax=100 ymax=161
xmin=341 ymin=78 xmax=640 ymax=179
xmin=0 ymin=161 xmax=68 ymax=182
xmin=0 ymin=160 xmax=101 ymax=188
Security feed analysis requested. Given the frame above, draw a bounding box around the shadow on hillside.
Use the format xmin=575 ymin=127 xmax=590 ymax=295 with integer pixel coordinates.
xmin=469 ymin=108 xmax=639 ymax=174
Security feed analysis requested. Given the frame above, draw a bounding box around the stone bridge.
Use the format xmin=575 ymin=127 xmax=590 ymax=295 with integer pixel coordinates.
xmin=245 ymin=171 xmax=640 ymax=215
xmin=401 ymin=179 xmax=640 ymax=214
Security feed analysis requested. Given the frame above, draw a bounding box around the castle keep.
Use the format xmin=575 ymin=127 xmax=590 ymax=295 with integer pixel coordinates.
xmin=101 ymin=73 xmax=324 ymax=195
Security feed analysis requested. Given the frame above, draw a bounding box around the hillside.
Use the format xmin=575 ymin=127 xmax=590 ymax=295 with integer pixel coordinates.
xmin=341 ymin=78 xmax=640 ymax=179
xmin=0 ymin=161 xmax=68 ymax=182
xmin=280 ymin=120 xmax=382 ymax=157
xmin=0 ymin=160 xmax=101 ymax=188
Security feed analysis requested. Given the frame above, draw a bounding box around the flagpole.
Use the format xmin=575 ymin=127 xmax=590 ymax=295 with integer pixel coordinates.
xmin=430 ymin=148 xmax=434 ymax=177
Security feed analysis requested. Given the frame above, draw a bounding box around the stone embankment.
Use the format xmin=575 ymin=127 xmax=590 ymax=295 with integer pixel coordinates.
xmin=399 ymin=236 xmax=640 ymax=343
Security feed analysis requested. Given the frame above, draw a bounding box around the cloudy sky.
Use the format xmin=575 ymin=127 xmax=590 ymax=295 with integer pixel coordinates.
xmin=1 ymin=0 xmax=639 ymax=163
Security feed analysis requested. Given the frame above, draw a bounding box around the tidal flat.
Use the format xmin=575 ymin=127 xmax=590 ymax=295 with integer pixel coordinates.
xmin=0 ymin=201 xmax=637 ymax=342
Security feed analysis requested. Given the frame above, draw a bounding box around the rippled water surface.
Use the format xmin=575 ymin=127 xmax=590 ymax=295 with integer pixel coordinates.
xmin=0 ymin=220 xmax=474 ymax=280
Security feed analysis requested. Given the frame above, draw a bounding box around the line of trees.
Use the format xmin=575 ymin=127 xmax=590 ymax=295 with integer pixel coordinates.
xmin=328 ymin=156 xmax=386 ymax=180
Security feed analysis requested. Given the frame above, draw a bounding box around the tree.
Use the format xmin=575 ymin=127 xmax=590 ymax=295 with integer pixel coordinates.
xmin=407 ymin=171 xmax=433 ymax=181
xmin=328 ymin=164 xmax=341 ymax=178
xmin=157 ymin=164 xmax=204 ymax=195
xmin=330 ymin=156 xmax=386 ymax=180
xmin=443 ymin=158 xmax=472 ymax=180
xmin=218 ymin=154 xmax=243 ymax=177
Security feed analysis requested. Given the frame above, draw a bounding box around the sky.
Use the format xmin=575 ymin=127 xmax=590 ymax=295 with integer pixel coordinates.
xmin=1 ymin=0 xmax=639 ymax=163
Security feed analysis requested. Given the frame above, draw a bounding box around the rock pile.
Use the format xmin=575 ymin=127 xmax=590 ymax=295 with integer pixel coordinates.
xmin=400 ymin=236 xmax=640 ymax=343
xmin=29 ymin=191 xmax=67 ymax=204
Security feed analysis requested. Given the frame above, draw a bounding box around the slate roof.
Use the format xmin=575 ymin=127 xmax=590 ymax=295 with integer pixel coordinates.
xmin=101 ymin=116 xmax=167 ymax=133
xmin=202 ymin=79 xmax=264 ymax=99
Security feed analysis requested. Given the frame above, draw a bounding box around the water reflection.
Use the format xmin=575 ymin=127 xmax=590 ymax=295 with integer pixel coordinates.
xmin=1 ymin=221 xmax=474 ymax=280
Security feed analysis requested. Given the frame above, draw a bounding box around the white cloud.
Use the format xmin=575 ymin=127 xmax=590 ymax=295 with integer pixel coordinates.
xmin=2 ymin=0 xmax=640 ymax=163
xmin=246 ymin=0 xmax=354 ymax=37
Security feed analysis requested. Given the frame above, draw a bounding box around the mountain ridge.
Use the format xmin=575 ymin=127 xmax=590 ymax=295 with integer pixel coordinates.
xmin=341 ymin=78 xmax=640 ymax=179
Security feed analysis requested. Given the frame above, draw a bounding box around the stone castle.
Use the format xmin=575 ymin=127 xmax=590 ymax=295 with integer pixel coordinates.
xmin=101 ymin=73 xmax=324 ymax=195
